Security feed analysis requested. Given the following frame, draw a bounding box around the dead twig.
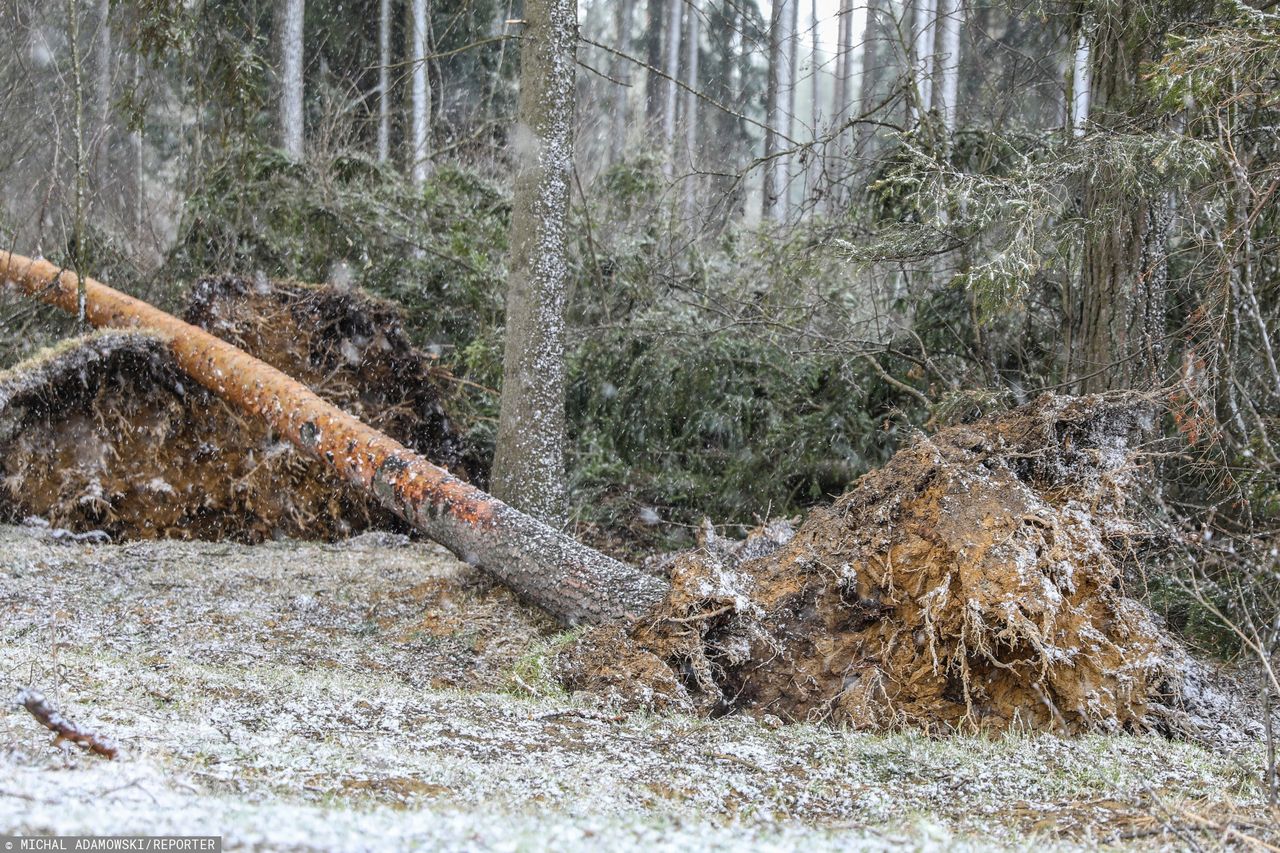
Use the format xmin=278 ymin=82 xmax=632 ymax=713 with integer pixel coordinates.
xmin=17 ymin=688 xmax=118 ymax=760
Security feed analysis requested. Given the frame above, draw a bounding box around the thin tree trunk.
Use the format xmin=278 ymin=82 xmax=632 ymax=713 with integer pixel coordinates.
xmin=378 ymin=0 xmax=392 ymax=163
xmin=491 ymin=0 xmax=576 ymax=526
xmin=609 ymin=0 xmax=633 ymax=164
xmin=781 ymin=0 xmax=797 ymax=216
xmin=0 ymin=252 xmax=667 ymax=626
xmin=934 ymin=0 xmax=961 ymax=135
xmin=912 ymin=0 xmax=936 ymax=117
xmin=661 ymin=0 xmax=682 ymax=176
xmin=131 ymin=51 xmax=144 ymax=241
xmin=280 ymin=0 xmax=305 ymax=160
xmin=410 ymin=0 xmax=431 ymax=186
xmin=645 ymin=0 xmax=666 ymax=127
xmin=681 ymin=0 xmax=700 ymax=219
xmin=807 ymin=0 xmax=820 ymax=209
xmin=766 ymin=0 xmax=795 ymax=222
xmin=762 ymin=0 xmax=781 ymax=221
xmin=855 ymin=0 xmax=887 ymax=160
xmin=93 ymin=0 xmax=110 ymax=198
xmin=1068 ymin=29 xmax=1090 ymax=137
xmin=831 ymin=0 xmax=851 ymax=129
xmin=67 ymin=0 xmax=89 ymax=303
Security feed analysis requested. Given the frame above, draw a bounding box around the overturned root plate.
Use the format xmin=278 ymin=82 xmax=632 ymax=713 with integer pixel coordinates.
xmin=562 ymin=394 xmax=1207 ymax=736
xmin=0 ymin=277 xmax=471 ymax=542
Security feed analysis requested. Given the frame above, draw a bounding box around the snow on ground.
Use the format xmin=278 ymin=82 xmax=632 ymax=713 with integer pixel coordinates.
xmin=0 ymin=524 xmax=1273 ymax=850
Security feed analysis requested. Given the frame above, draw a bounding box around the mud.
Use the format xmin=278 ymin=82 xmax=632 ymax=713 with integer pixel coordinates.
xmin=560 ymin=394 xmax=1261 ymax=741
xmin=0 ymin=276 xmax=472 ymax=543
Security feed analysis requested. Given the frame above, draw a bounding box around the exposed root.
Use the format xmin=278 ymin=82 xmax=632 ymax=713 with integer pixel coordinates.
xmin=562 ymin=394 xmax=1233 ymax=738
xmin=0 ymin=277 xmax=471 ymax=543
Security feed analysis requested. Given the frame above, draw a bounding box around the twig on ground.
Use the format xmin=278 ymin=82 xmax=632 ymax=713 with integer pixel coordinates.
xmin=17 ymin=688 xmax=118 ymax=760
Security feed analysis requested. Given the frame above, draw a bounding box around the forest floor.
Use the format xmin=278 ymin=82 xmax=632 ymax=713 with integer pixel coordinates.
xmin=0 ymin=522 xmax=1275 ymax=851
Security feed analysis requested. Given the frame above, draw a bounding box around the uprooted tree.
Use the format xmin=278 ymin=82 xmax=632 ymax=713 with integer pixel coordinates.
xmin=0 ymin=251 xmax=1235 ymax=738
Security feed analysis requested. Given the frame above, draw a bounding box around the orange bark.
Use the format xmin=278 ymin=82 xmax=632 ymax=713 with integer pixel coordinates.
xmin=1 ymin=252 xmax=668 ymax=625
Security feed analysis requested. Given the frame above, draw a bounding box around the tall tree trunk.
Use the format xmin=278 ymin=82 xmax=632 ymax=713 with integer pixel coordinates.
xmin=0 ymin=252 xmax=666 ymax=627
xmin=831 ymin=0 xmax=851 ymax=129
xmin=681 ymin=0 xmax=700 ymax=218
xmin=410 ymin=0 xmax=431 ymax=186
xmin=66 ymin=0 xmax=89 ymax=295
xmin=934 ymin=0 xmax=962 ymax=135
xmin=661 ymin=0 xmax=682 ymax=176
xmin=912 ymin=0 xmax=937 ymax=117
xmin=93 ymin=0 xmax=111 ymax=198
xmin=806 ymin=0 xmax=821 ymax=209
xmin=1072 ymin=4 xmax=1170 ymax=392
xmin=609 ymin=0 xmax=633 ymax=164
xmin=378 ymin=0 xmax=392 ymax=163
xmin=279 ymin=0 xmax=305 ymax=160
xmin=856 ymin=0 xmax=884 ymax=157
xmin=131 ymin=51 xmax=144 ymax=241
xmin=762 ymin=0 xmax=781 ymax=221
xmin=1068 ymin=28 xmax=1090 ymax=137
xmin=491 ymin=0 xmax=576 ymax=526
xmin=826 ymin=0 xmax=855 ymax=210
xmin=765 ymin=0 xmax=796 ymax=222
xmin=645 ymin=0 xmax=666 ymax=127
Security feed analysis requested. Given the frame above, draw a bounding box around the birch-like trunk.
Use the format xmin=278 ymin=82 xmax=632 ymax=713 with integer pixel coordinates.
xmin=933 ymin=0 xmax=962 ymax=135
xmin=680 ymin=0 xmax=700 ymax=219
xmin=912 ymin=0 xmax=936 ymax=117
xmin=410 ymin=0 xmax=431 ymax=187
xmin=1068 ymin=30 xmax=1090 ymax=137
xmin=378 ymin=0 xmax=392 ymax=162
xmin=608 ymin=0 xmax=633 ymax=163
xmin=491 ymin=0 xmax=576 ymax=526
xmin=279 ymin=0 xmax=305 ymax=160
xmin=660 ymin=0 xmax=683 ymax=177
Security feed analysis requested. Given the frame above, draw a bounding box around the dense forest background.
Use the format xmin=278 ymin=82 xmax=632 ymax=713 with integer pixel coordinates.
xmin=0 ymin=0 xmax=1277 ymax=667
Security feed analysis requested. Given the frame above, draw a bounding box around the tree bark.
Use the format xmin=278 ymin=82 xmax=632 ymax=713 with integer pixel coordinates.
xmin=1068 ymin=28 xmax=1090 ymax=137
xmin=934 ymin=0 xmax=962 ymax=135
xmin=1072 ymin=3 xmax=1170 ymax=392
xmin=912 ymin=0 xmax=937 ymax=117
xmin=608 ymin=0 xmax=633 ymax=164
xmin=93 ymin=0 xmax=111 ymax=197
xmin=0 ymin=251 xmax=667 ymax=626
xmin=410 ymin=0 xmax=431 ymax=186
xmin=762 ymin=1 xmax=781 ymax=221
xmin=644 ymin=0 xmax=666 ymax=127
xmin=856 ymin=0 xmax=884 ymax=156
xmin=279 ymin=0 xmax=305 ymax=160
xmin=660 ymin=0 xmax=682 ymax=176
xmin=680 ymin=0 xmax=700 ymax=219
xmin=831 ymin=0 xmax=851 ymax=130
xmin=764 ymin=0 xmax=795 ymax=222
xmin=378 ymin=0 xmax=392 ymax=163
xmin=490 ymin=0 xmax=575 ymax=527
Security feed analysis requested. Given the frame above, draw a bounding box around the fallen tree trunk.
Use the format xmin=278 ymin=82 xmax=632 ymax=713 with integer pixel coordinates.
xmin=0 ymin=251 xmax=668 ymax=626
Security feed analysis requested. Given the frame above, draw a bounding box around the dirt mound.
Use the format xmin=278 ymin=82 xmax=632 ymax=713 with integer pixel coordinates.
xmin=561 ymin=394 xmax=1210 ymax=736
xmin=0 ymin=277 xmax=471 ymax=542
